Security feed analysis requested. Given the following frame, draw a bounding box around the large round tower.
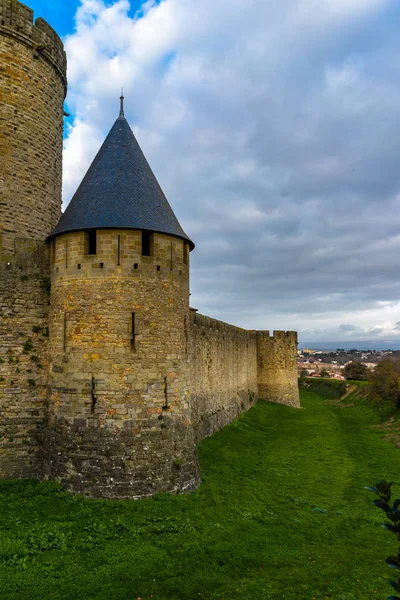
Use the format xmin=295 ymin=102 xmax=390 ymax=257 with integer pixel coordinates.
xmin=0 ymin=0 xmax=66 ymax=477
xmin=0 ymin=0 xmax=66 ymax=252
xmin=43 ymin=101 xmax=200 ymax=498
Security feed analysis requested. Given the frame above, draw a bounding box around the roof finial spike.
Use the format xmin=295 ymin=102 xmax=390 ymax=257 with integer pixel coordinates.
xmin=119 ymin=87 xmax=125 ymax=117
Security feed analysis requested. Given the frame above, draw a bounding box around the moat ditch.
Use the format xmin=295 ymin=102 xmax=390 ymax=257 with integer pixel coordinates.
xmin=0 ymin=387 xmax=399 ymax=600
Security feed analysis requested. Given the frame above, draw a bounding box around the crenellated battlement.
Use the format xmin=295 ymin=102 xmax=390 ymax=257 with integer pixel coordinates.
xmin=0 ymin=0 xmax=66 ymax=86
xmin=256 ymin=330 xmax=298 ymax=341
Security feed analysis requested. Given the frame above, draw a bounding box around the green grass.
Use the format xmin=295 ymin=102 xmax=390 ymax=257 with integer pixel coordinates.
xmin=1 ymin=390 xmax=400 ymax=599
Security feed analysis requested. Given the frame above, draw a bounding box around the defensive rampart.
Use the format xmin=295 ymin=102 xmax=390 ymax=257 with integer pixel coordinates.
xmin=189 ymin=313 xmax=300 ymax=442
xmin=189 ymin=312 xmax=258 ymax=441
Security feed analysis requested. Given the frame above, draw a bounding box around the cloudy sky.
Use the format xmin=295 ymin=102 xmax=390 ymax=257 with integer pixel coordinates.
xmin=29 ymin=0 xmax=400 ymax=344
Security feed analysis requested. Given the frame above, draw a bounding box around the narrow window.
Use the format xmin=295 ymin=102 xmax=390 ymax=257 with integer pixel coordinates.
xmin=87 ymin=230 xmax=97 ymax=255
xmin=134 ymin=263 xmax=138 ymax=270
xmin=183 ymin=242 xmax=189 ymax=265
xmin=65 ymin=239 xmax=68 ymax=268
xmin=117 ymin=234 xmax=121 ymax=266
xmin=63 ymin=312 xmax=67 ymax=351
xmin=91 ymin=376 xmax=97 ymax=413
xmin=100 ymin=262 xmax=104 ymax=269
xmin=130 ymin=313 xmax=136 ymax=347
xmin=77 ymin=263 xmax=81 ymax=270
xmin=142 ymin=231 xmax=152 ymax=256
xmin=163 ymin=377 xmax=169 ymax=410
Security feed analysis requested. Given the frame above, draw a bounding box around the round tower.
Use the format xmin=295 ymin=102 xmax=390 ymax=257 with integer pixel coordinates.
xmin=0 ymin=0 xmax=66 ymax=253
xmin=43 ymin=105 xmax=200 ymax=498
xmin=0 ymin=1 xmax=66 ymax=478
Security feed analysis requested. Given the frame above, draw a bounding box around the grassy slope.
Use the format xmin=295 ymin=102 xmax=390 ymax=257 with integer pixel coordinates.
xmin=0 ymin=391 xmax=399 ymax=600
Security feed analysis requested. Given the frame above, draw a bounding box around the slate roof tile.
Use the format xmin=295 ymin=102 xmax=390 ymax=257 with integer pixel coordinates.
xmin=49 ymin=113 xmax=194 ymax=249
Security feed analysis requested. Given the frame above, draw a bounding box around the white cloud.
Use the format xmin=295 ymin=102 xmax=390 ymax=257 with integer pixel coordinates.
xmin=62 ymin=0 xmax=400 ymax=340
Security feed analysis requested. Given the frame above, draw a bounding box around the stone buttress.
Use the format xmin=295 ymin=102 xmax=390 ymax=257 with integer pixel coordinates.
xmin=0 ymin=0 xmax=66 ymax=476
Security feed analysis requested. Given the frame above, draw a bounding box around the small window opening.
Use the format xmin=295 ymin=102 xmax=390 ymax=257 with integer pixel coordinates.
xmin=130 ymin=313 xmax=136 ymax=347
xmin=87 ymin=230 xmax=97 ymax=255
xmin=134 ymin=263 xmax=138 ymax=270
xmin=100 ymin=262 xmax=104 ymax=269
xmin=183 ymin=242 xmax=189 ymax=265
xmin=91 ymin=376 xmax=97 ymax=413
xmin=163 ymin=377 xmax=169 ymax=410
xmin=117 ymin=234 xmax=121 ymax=266
xmin=142 ymin=231 xmax=152 ymax=256
xmin=63 ymin=312 xmax=67 ymax=352
xmin=77 ymin=264 xmax=81 ymax=270
xmin=157 ymin=265 xmax=161 ymax=271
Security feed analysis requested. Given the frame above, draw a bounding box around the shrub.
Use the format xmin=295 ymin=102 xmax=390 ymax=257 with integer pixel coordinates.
xmin=370 ymin=358 xmax=400 ymax=408
xmin=343 ymin=361 xmax=369 ymax=381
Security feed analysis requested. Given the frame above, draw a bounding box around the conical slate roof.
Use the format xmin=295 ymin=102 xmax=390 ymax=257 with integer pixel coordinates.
xmin=49 ymin=110 xmax=194 ymax=249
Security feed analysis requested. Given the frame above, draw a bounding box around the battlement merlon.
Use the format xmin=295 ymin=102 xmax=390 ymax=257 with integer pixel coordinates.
xmin=255 ymin=330 xmax=298 ymax=342
xmin=0 ymin=0 xmax=67 ymax=93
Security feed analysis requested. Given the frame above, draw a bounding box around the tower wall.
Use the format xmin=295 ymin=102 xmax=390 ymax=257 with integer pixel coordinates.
xmin=0 ymin=0 xmax=66 ymax=253
xmin=256 ymin=331 xmax=300 ymax=407
xmin=0 ymin=241 xmax=50 ymax=476
xmin=42 ymin=229 xmax=200 ymax=498
xmin=0 ymin=1 xmax=66 ymax=477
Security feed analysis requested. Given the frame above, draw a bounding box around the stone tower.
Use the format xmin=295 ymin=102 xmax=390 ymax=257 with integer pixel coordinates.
xmin=0 ymin=0 xmax=66 ymax=476
xmin=42 ymin=99 xmax=201 ymax=498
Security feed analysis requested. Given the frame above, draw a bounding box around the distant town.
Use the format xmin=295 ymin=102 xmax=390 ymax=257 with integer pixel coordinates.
xmin=297 ymin=348 xmax=400 ymax=379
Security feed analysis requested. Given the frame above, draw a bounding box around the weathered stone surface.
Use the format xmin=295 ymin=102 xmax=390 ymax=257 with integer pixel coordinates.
xmin=0 ymin=0 xmax=65 ymax=476
xmin=0 ymin=0 xmax=66 ymax=254
xmin=256 ymin=331 xmax=300 ymax=407
xmin=189 ymin=313 xmax=258 ymax=441
xmin=41 ymin=229 xmax=201 ymax=498
xmin=0 ymin=242 xmax=51 ymax=477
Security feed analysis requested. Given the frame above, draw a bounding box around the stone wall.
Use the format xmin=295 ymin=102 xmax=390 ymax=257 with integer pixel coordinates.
xmin=0 ymin=0 xmax=66 ymax=254
xmin=42 ymin=229 xmax=200 ymax=498
xmin=189 ymin=313 xmax=258 ymax=441
xmin=0 ymin=240 xmax=50 ymax=477
xmin=0 ymin=1 xmax=65 ymax=478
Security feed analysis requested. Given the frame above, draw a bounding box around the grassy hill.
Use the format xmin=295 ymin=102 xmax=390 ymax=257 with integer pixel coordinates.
xmin=1 ymin=388 xmax=399 ymax=599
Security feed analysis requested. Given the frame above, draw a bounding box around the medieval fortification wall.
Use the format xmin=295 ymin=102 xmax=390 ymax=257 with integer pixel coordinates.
xmin=189 ymin=314 xmax=299 ymax=442
xmin=0 ymin=0 xmax=300 ymax=498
